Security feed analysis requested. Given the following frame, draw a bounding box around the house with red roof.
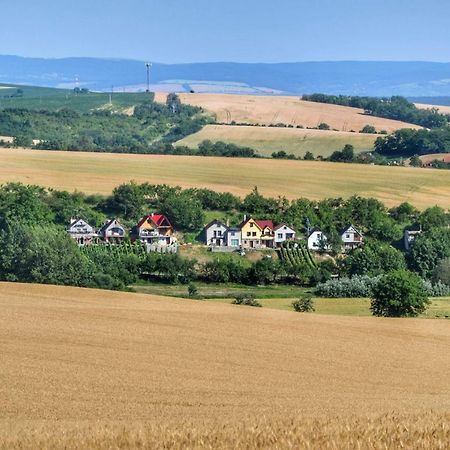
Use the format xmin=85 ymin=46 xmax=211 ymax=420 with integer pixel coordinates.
xmin=240 ymin=217 xmax=275 ymax=249
xmin=131 ymin=213 xmax=175 ymax=246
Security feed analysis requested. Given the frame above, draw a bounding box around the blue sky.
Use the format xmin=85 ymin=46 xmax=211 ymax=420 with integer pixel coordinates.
xmin=1 ymin=0 xmax=449 ymax=63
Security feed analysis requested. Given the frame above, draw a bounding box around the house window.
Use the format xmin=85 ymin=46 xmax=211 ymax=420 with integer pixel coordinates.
xmin=252 ymin=232 xmax=257 ymax=237
xmin=231 ymin=239 xmax=239 ymax=246
xmin=250 ymin=223 xmax=254 ymax=227
xmin=346 ymin=234 xmax=350 ymax=239
xmin=277 ymin=233 xmax=283 ymax=239
xmin=231 ymin=231 xmax=235 ymax=236
xmin=247 ymin=232 xmax=251 ymax=237
xmin=286 ymin=233 xmax=293 ymax=239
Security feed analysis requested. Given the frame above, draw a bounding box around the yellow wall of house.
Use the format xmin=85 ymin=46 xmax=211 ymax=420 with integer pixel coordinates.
xmin=241 ymin=218 xmax=261 ymax=239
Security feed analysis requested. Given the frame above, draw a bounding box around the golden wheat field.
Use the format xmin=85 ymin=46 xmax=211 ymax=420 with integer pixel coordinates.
xmin=415 ymin=103 xmax=450 ymax=115
xmin=177 ymin=124 xmax=378 ymax=157
xmin=2 ymin=148 xmax=450 ymax=209
xmin=155 ymin=92 xmax=421 ymax=132
xmin=0 ymin=283 xmax=449 ymax=449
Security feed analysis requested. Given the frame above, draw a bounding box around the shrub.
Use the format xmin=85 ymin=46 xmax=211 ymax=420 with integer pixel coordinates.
xmin=422 ymin=279 xmax=450 ymax=297
xmin=188 ymin=283 xmax=198 ymax=297
xmin=370 ymin=270 xmax=430 ymax=317
xmin=292 ymin=294 xmax=315 ymax=312
xmin=231 ymin=294 xmax=262 ymax=307
xmin=314 ymin=275 xmax=381 ymax=298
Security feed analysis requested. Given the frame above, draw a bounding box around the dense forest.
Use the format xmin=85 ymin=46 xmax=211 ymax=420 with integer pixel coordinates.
xmin=302 ymin=94 xmax=449 ymax=129
xmin=1 ymin=182 xmax=449 ymax=296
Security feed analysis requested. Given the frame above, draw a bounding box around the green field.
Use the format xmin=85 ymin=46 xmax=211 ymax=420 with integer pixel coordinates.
xmin=0 ymin=83 xmax=151 ymax=113
xmin=177 ymin=124 xmax=377 ymax=158
xmin=133 ymin=283 xmax=450 ymax=318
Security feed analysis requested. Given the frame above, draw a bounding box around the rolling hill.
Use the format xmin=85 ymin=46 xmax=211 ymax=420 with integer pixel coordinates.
xmin=2 ymin=148 xmax=450 ymax=209
xmin=177 ymin=124 xmax=378 ymax=158
xmin=159 ymin=93 xmax=421 ymax=132
xmin=1 ymin=282 xmax=449 ymax=448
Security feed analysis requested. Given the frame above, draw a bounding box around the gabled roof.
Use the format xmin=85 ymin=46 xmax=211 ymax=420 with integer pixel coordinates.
xmin=68 ymin=218 xmax=94 ymax=231
xmin=99 ymin=218 xmax=125 ymax=234
xmin=137 ymin=213 xmax=172 ymax=229
xmin=204 ymin=219 xmax=228 ymax=230
xmin=274 ymin=223 xmax=295 ymax=232
xmin=255 ymin=220 xmax=274 ymax=231
xmin=340 ymin=224 xmax=362 ymax=237
xmin=308 ymin=227 xmax=323 ymax=238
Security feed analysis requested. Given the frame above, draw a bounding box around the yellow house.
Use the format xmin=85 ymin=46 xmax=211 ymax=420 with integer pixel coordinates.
xmin=240 ymin=217 xmax=274 ymax=249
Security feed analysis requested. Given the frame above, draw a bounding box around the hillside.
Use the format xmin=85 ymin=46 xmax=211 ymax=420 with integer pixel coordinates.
xmin=2 ymin=148 xmax=450 ymax=209
xmin=2 ymin=56 xmax=450 ymax=96
xmin=1 ymin=282 xmax=449 ymax=448
xmin=177 ymin=124 xmax=378 ymax=158
xmin=157 ymin=92 xmax=421 ymax=132
xmin=0 ymin=83 xmax=152 ymax=113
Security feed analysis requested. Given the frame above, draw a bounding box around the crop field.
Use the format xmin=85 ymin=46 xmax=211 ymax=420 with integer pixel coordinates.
xmin=1 ymin=282 xmax=449 ymax=449
xmin=177 ymin=124 xmax=378 ymax=157
xmin=155 ymin=92 xmax=421 ymax=132
xmin=420 ymin=153 xmax=450 ymax=164
xmin=415 ymin=103 xmax=450 ymax=114
xmin=2 ymin=148 xmax=450 ymax=209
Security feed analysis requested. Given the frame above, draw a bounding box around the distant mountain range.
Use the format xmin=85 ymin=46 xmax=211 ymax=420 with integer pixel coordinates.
xmin=1 ymin=55 xmax=450 ymax=97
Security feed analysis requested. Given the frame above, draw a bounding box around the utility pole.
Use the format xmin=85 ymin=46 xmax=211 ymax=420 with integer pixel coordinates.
xmin=145 ymin=62 xmax=152 ymax=93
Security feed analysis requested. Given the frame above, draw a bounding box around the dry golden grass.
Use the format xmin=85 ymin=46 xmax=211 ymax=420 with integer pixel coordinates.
xmin=420 ymin=153 xmax=450 ymax=164
xmin=155 ymin=92 xmax=421 ymax=132
xmin=0 ymin=282 xmax=449 ymax=448
xmin=2 ymin=148 xmax=450 ymax=209
xmin=415 ymin=103 xmax=450 ymax=115
xmin=177 ymin=124 xmax=377 ymax=157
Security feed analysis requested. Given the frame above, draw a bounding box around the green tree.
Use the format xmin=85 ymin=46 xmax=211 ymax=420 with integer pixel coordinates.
xmin=417 ymin=206 xmax=449 ymax=231
xmin=360 ymin=125 xmax=377 ymax=134
xmin=370 ymin=270 xmax=429 ymax=317
xmin=431 ymin=257 xmax=450 ymax=286
xmin=106 ymin=182 xmax=146 ymax=220
xmin=409 ymin=155 xmax=423 ymax=167
xmin=303 ymin=151 xmax=315 ymax=160
xmin=0 ymin=222 xmax=92 ymax=286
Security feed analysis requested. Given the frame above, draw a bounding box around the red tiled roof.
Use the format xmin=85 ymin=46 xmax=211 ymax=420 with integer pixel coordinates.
xmin=137 ymin=214 xmax=172 ymax=229
xmin=255 ymin=220 xmax=274 ymax=231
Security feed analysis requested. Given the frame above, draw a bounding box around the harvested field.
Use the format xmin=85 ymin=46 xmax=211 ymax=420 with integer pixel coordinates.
xmin=0 ymin=282 xmax=449 ymax=448
xmin=177 ymin=124 xmax=377 ymax=157
xmin=2 ymin=148 xmax=450 ymax=209
xmin=420 ymin=153 xmax=450 ymax=164
xmin=415 ymin=103 xmax=450 ymax=115
xmin=156 ymin=92 xmax=421 ymax=132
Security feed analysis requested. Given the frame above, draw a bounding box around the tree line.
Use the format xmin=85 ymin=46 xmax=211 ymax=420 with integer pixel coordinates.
xmin=302 ymin=94 xmax=449 ymax=129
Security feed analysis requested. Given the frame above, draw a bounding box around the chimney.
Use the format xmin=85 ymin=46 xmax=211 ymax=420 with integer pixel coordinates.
xmin=244 ymin=214 xmax=247 ymax=221
xmin=226 ymin=219 xmax=230 ymax=227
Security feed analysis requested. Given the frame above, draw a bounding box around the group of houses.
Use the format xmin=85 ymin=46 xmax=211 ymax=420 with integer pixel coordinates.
xmin=68 ymin=211 xmax=365 ymax=254
xmin=67 ymin=213 xmax=177 ymax=251
xmin=202 ymin=217 xmax=364 ymax=252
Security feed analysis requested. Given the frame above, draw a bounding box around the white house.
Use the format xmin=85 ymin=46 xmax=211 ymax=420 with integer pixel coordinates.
xmin=98 ymin=218 xmax=126 ymax=244
xmin=274 ymin=224 xmax=296 ymax=247
xmin=203 ymin=220 xmax=229 ymax=247
xmin=225 ymin=227 xmax=242 ymax=248
xmin=67 ymin=218 xmax=98 ymax=246
xmin=340 ymin=225 xmax=363 ymax=250
xmin=307 ymin=228 xmax=330 ymax=251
